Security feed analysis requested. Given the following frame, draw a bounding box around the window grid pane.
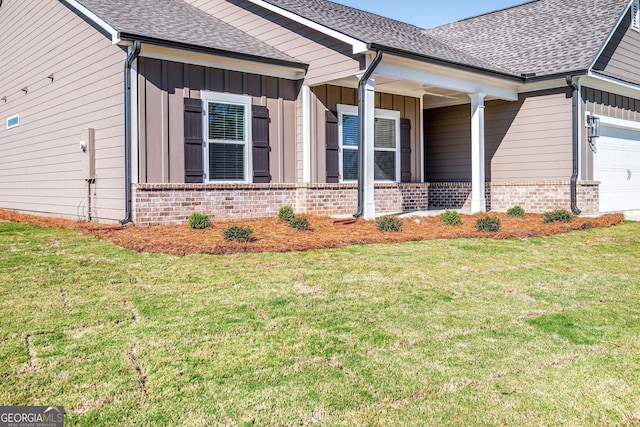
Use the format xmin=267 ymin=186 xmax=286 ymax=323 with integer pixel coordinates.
xmin=209 ymin=143 xmax=245 ymax=181
xmin=374 ymin=117 xmax=396 ymax=149
xmin=374 ymin=151 xmax=395 ymax=181
xmin=342 ymin=114 xmax=358 ymax=147
xmin=208 ymin=103 xmax=245 ymax=141
xmin=342 ymin=148 xmax=358 ymax=181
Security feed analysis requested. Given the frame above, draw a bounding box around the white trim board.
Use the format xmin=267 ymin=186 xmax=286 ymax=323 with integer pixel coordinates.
xmin=589 ymin=113 xmax=640 ymax=131
xmin=60 ymin=0 xmax=121 ymax=44
xmin=588 ymin=0 xmax=635 ymax=70
xmin=244 ymin=0 xmax=368 ymax=54
xmin=581 ymin=72 xmax=640 ymax=100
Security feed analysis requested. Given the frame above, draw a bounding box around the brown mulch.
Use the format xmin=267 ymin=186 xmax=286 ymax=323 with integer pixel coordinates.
xmin=0 ymin=209 xmax=625 ymax=256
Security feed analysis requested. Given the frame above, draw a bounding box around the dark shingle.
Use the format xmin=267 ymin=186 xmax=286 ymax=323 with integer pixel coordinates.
xmin=260 ymin=0 xmax=630 ymax=78
xmin=257 ymin=0 xmax=510 ymax=73
xmin=72 ymin=0 xmax=301 ymax=65
xmin=423 ymin=0 xmax=629 ymax=77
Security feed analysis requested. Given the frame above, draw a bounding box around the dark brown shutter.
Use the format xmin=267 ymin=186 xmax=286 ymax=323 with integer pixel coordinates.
xmin=326 ymin=110 xmax=340 ymax=183
xmin=400 ymin=118 xmax=411 ymax=183
xmin=252 ymin=104 xmax=271 ymax=183
xmin=184 ymin=98 xmax=204 ymax=183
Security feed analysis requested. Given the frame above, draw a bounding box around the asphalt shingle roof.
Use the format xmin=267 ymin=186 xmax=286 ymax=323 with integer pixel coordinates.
xmin=261 ymin=0 xmax=631 ymax=78
xmin=258 ymin=0 xmax=509 ymax=73
xmin=423 ymin=0 xmax=630 ymax=77
xmin=72 ymin=0 xmax=302 ymax=65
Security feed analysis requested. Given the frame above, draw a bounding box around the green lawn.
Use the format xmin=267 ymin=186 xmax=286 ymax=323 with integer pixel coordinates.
xmin=0 ymin=221 xmax=639 ymax=426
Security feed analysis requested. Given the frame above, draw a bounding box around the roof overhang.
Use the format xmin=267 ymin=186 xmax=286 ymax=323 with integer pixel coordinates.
xmin=128 ymin=40 xmax=307 ymax=80
xmin=580 ymin=71 xmax=640 ymax=99
xmin=60 ymin=0 xmax=121 ymax=44
xmin=372 ymin=53 xmax=519 ymax=102
xmin=244 ymin=0 xmax=368 ymax=54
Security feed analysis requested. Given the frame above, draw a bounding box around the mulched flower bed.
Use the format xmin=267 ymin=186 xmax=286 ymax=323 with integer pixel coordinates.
xmin=0 ymin=209 xmax=625 ymax=256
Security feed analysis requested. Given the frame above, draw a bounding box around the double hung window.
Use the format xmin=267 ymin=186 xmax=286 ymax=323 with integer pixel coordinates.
xmin=202 ymin=92 xmax=252 ymax=182
xmin=337 ymin=104 xmax=400 ymax=182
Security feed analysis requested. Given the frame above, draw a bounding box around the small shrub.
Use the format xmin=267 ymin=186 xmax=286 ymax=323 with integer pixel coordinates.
xmin=440 ymin=209 xmax=461 ymax=226
xmin=290 ymin=216 xmax=310 ymax=231
xmin=476 ymin=215 xmax=501 ymax=232
xmin=277 ymin=205 xmax=295 ymax=222
xmin=223 ymin=225 xmax=254 ymax=242
xmin=376 ymin=215 xmax=402 ymax=232
xmin=507 ymin=205 xmax=525 ymax=217
xmin=188 ymin=212 xmax=210 ymax=229
xmin=543 ymin=209 xmax=574 ymax=223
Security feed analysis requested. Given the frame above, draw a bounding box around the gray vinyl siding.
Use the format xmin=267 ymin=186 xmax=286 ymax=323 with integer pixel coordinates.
xmin=593 ymin=9 xmax=640 ymax=85
xmin=581 ymin=87 xmax=640 ymax=180
xmin=424 ymin=88 xmax=573 ymax=182
xmin=310 ymin=84 xmax=422 ymax=183
xmin=0 ymin=0 xmax=126 ymax=221
xmin=137 ymin=57 xmax=299 ymax=184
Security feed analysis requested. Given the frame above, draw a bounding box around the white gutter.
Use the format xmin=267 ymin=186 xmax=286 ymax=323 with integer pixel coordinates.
xmin=61 ymin=0 xmax=121 ymax=44
xmin=244 ymin=0 xmax=368 ymax=54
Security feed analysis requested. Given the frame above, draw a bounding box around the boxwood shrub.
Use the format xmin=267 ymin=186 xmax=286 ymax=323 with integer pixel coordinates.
xmin=376 ymin=215 xmax=402 ymax=232
xmin=476 ymin=215 xmax=501 ymax=232
xmin=188 ymin=212 xmax=211 ymax=229
xmin=223 ymin=225 xmax=254 ymax=242
xmin=543 ymin=209 xmax=574 ymax=223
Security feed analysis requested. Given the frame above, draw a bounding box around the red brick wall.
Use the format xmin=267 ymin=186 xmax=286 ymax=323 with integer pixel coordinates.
xmin=132 ymin=181 xmax=599 ymax=225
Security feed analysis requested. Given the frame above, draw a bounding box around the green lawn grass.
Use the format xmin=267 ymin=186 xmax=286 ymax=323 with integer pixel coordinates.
xmin=1 ymin=221 xmax=639 ymax=426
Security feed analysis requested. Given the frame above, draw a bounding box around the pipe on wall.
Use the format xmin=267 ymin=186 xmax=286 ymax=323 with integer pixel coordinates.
xmin=120 ymin=40 xmax=141 ymax=225
xmin=355 ymin=50 xmax=384 ymax=218
xmin=566 ymin=76 xmax=582 ymax=216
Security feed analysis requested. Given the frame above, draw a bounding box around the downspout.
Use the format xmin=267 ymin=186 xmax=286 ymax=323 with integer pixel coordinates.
xmin=565 ymin=76 xmax=582 ymax=215
xmin=120 ymin=40 xmax=141 ymax=225
xmin=355 ymin=50 xmax=384 ymax=218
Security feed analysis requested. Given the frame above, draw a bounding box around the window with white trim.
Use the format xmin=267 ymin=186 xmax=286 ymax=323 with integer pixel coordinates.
xmin=337 ymin=104 xmax=400 ymax=182
xmin=202 ymin=92 xmax=252 ymax=182
xmin=632 ymin=0 xmax=640 ymax=32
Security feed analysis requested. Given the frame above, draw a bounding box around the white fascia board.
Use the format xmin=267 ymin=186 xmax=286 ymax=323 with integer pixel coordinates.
xmin=61 ymin=0 xmax=120 ymax=44
xmin=588 ymin=0 xmax=634 ymax=70
xmin=581 ymin=72 xmax=640 ymax=99
xmin=139 ymin=44 xmax=306 ymax=80
xmin=244 ymin=0 xmax=368 ymax=54
xmin=375 ymin=59 xmax=518 ymax=101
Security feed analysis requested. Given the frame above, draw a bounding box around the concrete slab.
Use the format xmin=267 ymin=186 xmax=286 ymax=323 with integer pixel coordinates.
xmin=623 ymin=210 xmax=640 ymax=221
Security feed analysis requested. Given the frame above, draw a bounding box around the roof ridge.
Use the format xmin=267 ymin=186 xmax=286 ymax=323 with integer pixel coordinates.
xmin=428 ymin=0 xmax=540 ymax=28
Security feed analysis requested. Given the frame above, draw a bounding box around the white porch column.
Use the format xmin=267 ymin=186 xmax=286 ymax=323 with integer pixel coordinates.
xmin=469 ymin=92 xmax=486 ymax=213
xmin=363 ymin=75 xmax=376 ymax=219
xmin=301 ymin=85 xmax=311 ymax=183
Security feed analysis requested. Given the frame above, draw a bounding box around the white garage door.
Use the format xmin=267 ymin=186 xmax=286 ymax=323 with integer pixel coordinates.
xmin=595 ymin=124 xmax=640 ymax=212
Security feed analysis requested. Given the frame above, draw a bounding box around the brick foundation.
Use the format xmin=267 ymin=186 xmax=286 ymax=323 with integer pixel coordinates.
xmin=132 ymin=181 xmax=599 ymax=225
xmin=132 ymin=183 xmax=429 ymax=225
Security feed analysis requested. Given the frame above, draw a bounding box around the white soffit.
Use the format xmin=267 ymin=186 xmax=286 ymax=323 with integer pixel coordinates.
xmin=375 ymin=54 xmax=519 ymax=101
xmin=245 ymin=0 xmax=368 ymax=54
xmin=138 ymin=43 xmax=306 ymax=80
xmin=61 ymin=0 xmax=120 ymax=44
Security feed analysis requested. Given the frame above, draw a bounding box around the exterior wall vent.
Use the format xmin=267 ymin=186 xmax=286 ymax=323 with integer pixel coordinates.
xmin=633 ymin=0 xmax=640 ymax=32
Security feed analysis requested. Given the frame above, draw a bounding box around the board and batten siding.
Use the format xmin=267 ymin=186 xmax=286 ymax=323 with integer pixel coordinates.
xmin=424 ymin=88 xmax=573 ymax=182
xmin=0 ymin=0 xmax=126 ymax=221
xmin=581 ymin=87 xmax=640 ymax=180
xmin=137 ymin=57 xmax=299 ymax=184
xmin=310 ymin=85 xmax=422 ymax=183
xmin=184 ymin=0 xmax=364 ymax=182
xmin=593 ymin=9 xmax=640 ymax=86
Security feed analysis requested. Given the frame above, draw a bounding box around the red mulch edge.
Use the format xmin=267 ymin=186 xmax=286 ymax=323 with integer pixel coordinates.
xmin=0 ymin=209 xmax=625 ymax=256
